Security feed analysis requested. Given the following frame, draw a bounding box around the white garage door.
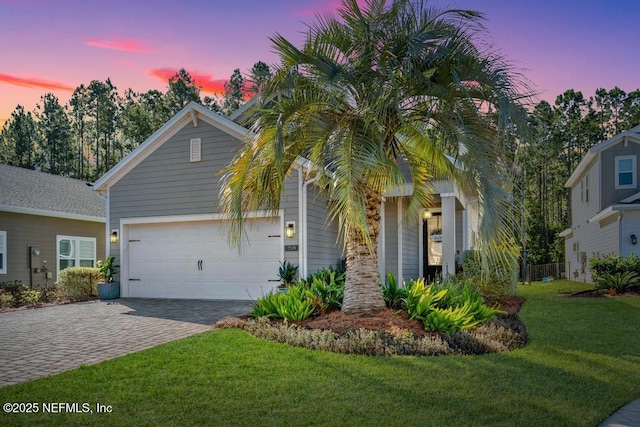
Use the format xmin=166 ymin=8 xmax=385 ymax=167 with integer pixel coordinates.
xmin=126 ymin=218 xmax=282 ymax=299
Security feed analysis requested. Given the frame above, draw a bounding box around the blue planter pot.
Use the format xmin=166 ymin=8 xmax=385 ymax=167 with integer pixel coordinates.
xmin=98 ymin=282 xmax=120 ymax=300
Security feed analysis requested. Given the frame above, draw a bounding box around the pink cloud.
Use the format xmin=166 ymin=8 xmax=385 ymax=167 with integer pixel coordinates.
xmin=0 ymin=73 xmax=74 ymax=91
xmin=85 ymin=38 xmax=153 ymax=53
xmin=117 ymin=59 xmax=137 ymax=68
xmin=148 ymin=68 xmax=228 ymax=94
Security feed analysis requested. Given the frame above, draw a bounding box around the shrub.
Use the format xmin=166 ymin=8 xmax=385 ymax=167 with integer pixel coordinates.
xmin=403 ymin=278 xmax=447 ymax=321
xmin=382 ymin=271 xmax=407 ymax=309
xmin=305 ymin=267 xmax=345 ymax=312
xmin=0 ymin=281 xmax=46 ymax=307
xmin=251 ymin=286 xmax=315 ymax=321
xmin=386 ymin=274 xmax=506 ymax=333
xmin=594 ymin=271 xmax=639 ymax=294
xmin=277 ymin=261 xmax=298 ymax=287
xmin=217 ymin=315 xmax=528 ymax=356
xmin=56 ymin=267 xmax=102 ymax=301
xmin=0 ymin=292 xmax=15 ymax=308
xmin=460 ymin=245 xmax=519 ymax=300
xmin=590 ymin=253 xmax=640 ymax=285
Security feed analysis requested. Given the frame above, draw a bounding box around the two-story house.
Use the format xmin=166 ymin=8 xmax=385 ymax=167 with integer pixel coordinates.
xmin=561 ymin=125 xmax=640 ymax=282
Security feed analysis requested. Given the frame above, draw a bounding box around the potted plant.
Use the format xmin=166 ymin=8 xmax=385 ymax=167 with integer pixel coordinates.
xmin=97 ymin=256 xmax=120 ymax=300
xmin=277 ymin=261 xmax=298 ymax=293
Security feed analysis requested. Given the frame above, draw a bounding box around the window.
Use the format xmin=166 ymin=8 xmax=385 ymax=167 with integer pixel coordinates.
xmin=585 ymin=174 xmax=589 ymax=203
xmin=580 ymin=174 xmax=590 ymax=203
xmin=0 ymin=231 xmax=6 ymax=274
xmin=57 ymin=236 xmax=96 ymax=275
xmin=616 ymin=155 xmax=636 ymax=189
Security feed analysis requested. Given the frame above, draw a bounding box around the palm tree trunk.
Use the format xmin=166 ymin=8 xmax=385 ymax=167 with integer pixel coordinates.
xmin=342 ymin=186 xmax=386 ymax=315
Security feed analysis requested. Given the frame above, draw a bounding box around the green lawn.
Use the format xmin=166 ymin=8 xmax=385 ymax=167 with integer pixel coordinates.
xmin=1 ymin=280 xmax=639 ymax=426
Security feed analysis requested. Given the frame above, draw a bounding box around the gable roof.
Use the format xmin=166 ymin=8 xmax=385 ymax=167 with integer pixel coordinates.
xmin=566 ymin=124 xmax=640 ymax=188
xmin=94 ymin=102 xmax=249 ymax=192
xmin=0 ymin=164 xmax=105 ymax=222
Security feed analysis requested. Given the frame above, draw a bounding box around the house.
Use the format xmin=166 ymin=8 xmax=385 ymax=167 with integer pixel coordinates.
xmin=0 ymin=164 xmax=106 ymax=287
xmin=93 ymin=102 xmax=479 ymax=300
xmin=561 ymin=125 xmax=640 ymax=282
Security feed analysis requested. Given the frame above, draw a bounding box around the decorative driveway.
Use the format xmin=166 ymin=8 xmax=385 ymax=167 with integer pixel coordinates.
xmin=0 ymin=299 xmax=252 ymax=387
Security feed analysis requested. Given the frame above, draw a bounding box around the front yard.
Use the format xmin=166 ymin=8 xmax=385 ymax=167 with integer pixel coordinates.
xmin=1 ymin=280 xmax=639 ymax=426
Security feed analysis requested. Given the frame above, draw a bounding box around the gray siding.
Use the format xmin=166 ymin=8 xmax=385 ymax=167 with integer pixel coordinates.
xmin=566 ymin=212 xmax=619 ymax=283
xmin=282 ymin=169 xmax=300 ymax=267
xmin=109 ymin=120 xmax=298 ymax=276
xmin=621 ymin=210 xmax=640 ymax=257
xmin=600 ymin=141 xmax=640 ymax=208
xmin=305 ymin=184 xmax=343 ymax=275
xmin=0 ymin=211 xmax=105 ymax=286
xmin=384 ymin=198 xmax=399 ymax=280
xmin=455 ymin=209 xmax=463 ymax=255
xmin=401 ymin=198 xmax=420 ymax=280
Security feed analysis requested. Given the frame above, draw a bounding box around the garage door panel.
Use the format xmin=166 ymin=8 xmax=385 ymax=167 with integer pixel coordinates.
xmin=126 ymin=218 xmax=282 ymax=300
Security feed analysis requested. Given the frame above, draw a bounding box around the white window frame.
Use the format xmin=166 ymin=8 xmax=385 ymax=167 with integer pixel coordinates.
xmin=585 ymin=173 xmax=589 ymax=204
xmin=615 ymin=155 xmax=636 ymax=189
xmin=0 ymin=231 xmax=6 ymax=274
xmin=56 ymin=235 xmax=96 ymax=278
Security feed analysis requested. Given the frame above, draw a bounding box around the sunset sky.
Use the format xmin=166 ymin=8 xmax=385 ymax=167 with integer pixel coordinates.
xmin=1 ymin=0 xmax=639 ymax=126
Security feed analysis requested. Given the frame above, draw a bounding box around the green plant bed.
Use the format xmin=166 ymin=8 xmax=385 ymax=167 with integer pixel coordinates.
xmin=216 ymin=313 xmax=527 ymax=356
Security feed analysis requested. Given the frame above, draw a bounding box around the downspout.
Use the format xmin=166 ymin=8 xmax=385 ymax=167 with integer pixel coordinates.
xmin=301 ymin=166 xmax=321 ymax=278
xmin=619 ymin=210 xmax=624 ymax=256
xmin=93 ymin=186 xmax=109 ymax=257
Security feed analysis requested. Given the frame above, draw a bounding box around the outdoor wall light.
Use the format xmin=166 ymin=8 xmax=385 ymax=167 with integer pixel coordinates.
xmin=110 ymin=229 xmax=119 ymax=244
xmin=632 ymin=234 xmax=638 ymax=245
xmin=285 ymin=221 xmax=296 ymax=238
xmin=422 ymin=210 xmax=433 ymax=220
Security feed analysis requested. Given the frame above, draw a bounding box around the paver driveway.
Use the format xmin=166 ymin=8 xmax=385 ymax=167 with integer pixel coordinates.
xmin=0 ymin=299 xmax=252 ymax=387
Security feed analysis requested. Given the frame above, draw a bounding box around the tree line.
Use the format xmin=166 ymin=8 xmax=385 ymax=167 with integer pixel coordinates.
xmin=519 ymin=87 xmax=640 ymax=265
xmin=0 ymin=62 xmax=271 ymax=181
xmin=1 ymin=61 xmax=639 ymax=266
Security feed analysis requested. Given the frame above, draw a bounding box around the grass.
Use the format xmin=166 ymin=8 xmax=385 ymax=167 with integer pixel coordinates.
xmin=1 ymin=280 xmax=639 ymax=426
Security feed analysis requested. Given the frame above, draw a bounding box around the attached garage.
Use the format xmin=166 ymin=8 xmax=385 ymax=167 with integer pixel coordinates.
xmin=120 ymin=215 xmax=283 ymax=300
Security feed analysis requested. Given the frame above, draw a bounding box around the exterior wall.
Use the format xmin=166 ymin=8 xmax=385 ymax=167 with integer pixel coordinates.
xmin=108 ymin=120 xmax=298 ymax=279
xmin=282 ymin=169 xmax=299 ymax=267
xmin=0 ymin=211 xmax=105 ymax=286
xmin=600 ymin=141 xmax=640 ymax=209
xmin=384 ymin=197 xmax=399 ymax=280
xmin=566 ymin=156 xmax=608 ymax=283
xmin=621 ymin=210 xmax=640 ymax=257
xmin=305 ymin=184 xmax=343 ymax=275
xmin=455 ymin=209 xmax=463 ymax=255
xmin=565 ymin=213 xmax=619 ymax=283
xmin=571 ymin=157 xmax=601 ymax=230
xmin=401 ymin=198 xmax=420 ymax=280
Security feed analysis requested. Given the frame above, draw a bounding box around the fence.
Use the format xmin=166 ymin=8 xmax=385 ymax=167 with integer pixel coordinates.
xmin=525 ymin=262 xmax=566 ymax=282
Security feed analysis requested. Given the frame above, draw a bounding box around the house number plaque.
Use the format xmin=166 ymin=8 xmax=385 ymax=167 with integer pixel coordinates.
xmin=284 ymin=245 xmax=299 ymax=252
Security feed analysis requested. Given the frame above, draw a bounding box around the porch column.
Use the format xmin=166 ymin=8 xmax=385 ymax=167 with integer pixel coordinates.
xmin=441 ymin=194 xmax=456 ymax=277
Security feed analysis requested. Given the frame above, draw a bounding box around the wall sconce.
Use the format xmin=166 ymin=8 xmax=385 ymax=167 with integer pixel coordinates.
xmin=632 ymin=234 xmax=638 ymax=245
xmin=285 ymin=221 xmax=296 ymax=238
xmin=110 ymin=229 xmax=119 ymax=244
xmin=422 ymin=210 xmax=433 ymax=220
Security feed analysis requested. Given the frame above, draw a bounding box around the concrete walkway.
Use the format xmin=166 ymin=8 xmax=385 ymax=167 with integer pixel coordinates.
xmin=0 ymin=299 xmax=252 ymax=387
xmin=599 ymin=398 xmax=640 ymax=427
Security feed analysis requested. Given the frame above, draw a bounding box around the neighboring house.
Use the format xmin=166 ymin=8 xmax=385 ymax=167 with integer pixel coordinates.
xmin=561 ymin=125 xmax=640 ymax=282
xmin=0 ymin=164 xmax=106 ymax=286
xmin=93 ymin=102 xmax=479 ymax=300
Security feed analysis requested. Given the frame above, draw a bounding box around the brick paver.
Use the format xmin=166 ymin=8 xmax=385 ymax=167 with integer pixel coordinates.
xmin=0 ymin=299 xmax=252 ymax=387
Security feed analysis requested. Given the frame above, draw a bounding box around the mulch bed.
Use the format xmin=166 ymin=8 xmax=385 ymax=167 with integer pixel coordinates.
xmin=293 ymin=295 xmax=526 ymax=338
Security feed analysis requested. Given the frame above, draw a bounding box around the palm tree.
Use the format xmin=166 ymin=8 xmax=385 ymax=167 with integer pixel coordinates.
xmin=220 ymin=0 xmax=531 ymax=315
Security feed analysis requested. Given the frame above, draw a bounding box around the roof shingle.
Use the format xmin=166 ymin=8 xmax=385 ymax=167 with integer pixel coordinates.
xmin=0 ymin=164 xmax=105 ymax=220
